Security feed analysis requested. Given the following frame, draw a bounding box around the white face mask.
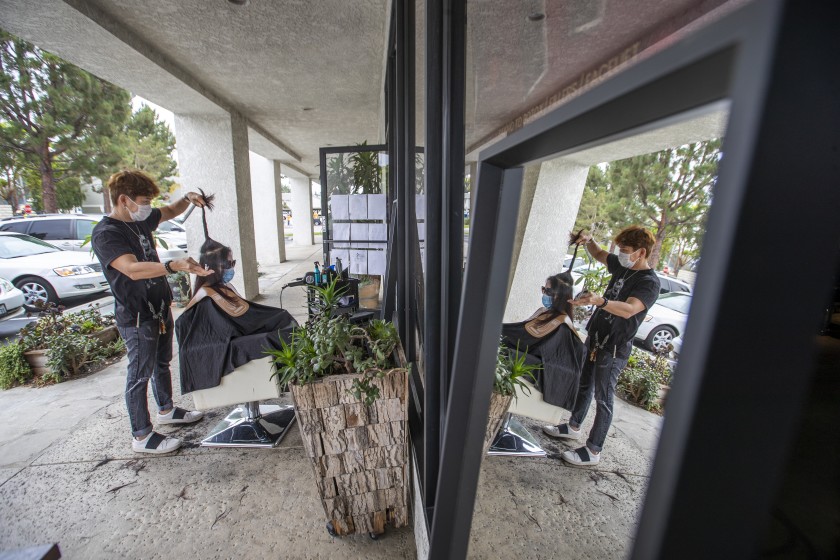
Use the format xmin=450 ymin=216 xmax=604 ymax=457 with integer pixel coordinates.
xmin=617 ymin=248 xmax=639 ymax=268
xmin=127 ymin=197 xmax=152 ymax=222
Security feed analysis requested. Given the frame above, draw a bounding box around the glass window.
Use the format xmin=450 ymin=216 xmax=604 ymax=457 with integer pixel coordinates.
xmin=0 ymin=222 xmax=30 ymax=234
xmin=75 ymin=219 xmax=96 ymax=240
xmin=0 ymin=234 xmax=60 ymax=258
xmin=27 ymin=220 xmax=71 ymax=240
xmin=659 ymin=278 xmax=671 ymax=294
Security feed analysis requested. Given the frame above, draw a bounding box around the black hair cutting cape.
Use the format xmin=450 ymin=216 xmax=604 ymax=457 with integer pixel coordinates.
xmin=175 ymin=298 xmax=298 ymax=394
xmin=503 ymin=318 xmax=587 ymax=411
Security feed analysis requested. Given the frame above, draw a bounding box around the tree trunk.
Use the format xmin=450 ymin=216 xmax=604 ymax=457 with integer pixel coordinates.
xmin=40 ymin=145 xmax=58 ymax=213
xmin=648 ymin=224 xmax=668 ymax=270
xmin=100 ymin=177 xmax=112 ymax=213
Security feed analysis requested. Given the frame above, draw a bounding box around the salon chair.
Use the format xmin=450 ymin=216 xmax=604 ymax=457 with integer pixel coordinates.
xmin=488 ymin=329 xmax=580 ymax=457
xmin=487 ymin=378 xmax=556 ymax=458
xmin=190 ymin=357 xmax=295 ymax=448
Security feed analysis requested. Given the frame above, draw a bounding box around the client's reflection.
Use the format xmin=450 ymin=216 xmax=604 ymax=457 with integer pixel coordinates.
xmin=175 ymin=209 xmax=297 ymax=394
xmin=501 ymin=272 xmax=586 ymax=410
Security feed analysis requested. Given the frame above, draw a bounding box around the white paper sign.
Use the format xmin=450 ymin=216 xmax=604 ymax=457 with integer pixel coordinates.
xmin=350 ymin=249 xmax=368 ymax=275
xmin=368 ymin=194 xmax=387 ymax=220
xmin=331 ymin=195 xmax=349 ymax=220
xmin=333 ymin=222 xmax=351 ymax=242
xmin=368 ymin=249 xmax=386 ymax=276
xmin=350 ymin=223 xmax=370 ymax=245
xmin=349 ymin=194 xmax=368 ymax=219
xmin=369 ymin=223 xmax=387 ymax=243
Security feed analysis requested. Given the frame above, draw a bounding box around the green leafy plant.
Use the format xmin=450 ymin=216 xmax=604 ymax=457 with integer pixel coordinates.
xmin=267 ymin=277 xmax=405 ymax=405
xmin=349 ymin=141 xmax=382 ymax=195
xmin=617 ymin=347 xmax=673 ymax=414
xmin=17 ymin=302 xmax=124 ymax=384
xmin=0 ymin=341 xmax=32 ymax=389
xmin=494 ymin=341 xmax=541 ymax=398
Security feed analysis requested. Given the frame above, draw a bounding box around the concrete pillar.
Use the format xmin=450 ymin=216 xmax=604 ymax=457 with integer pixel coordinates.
xmin=175 ymin=112 xmax=259 ymax=299
xmin=248 ymin=152 xmax=286 ymax=265
xmin=468 ymin=161 xmax=478 ymax=219
xmin=289 ymin=176 xmax=314 ymax=245
xmin=503 ymin=158 xmax=589 ymax=322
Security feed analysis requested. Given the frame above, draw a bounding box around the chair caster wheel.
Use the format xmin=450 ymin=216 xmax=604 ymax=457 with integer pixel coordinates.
xmin=369 ymin=531 xmax=379 ymax=540
xmin=326 ymin=522 xmax=337 ymax=537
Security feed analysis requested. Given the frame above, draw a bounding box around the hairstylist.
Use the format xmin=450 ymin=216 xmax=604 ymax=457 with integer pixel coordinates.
xmin=92 ymin=170 xmax=213 ymax=454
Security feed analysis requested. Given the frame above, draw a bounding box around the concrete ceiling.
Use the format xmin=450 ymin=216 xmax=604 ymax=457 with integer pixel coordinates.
xmin=0 ymin=0 xmax=742 ymax=178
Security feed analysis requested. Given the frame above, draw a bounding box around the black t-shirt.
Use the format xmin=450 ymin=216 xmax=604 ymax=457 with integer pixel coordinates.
xmin=585 ymin=253 xmax=660 ymax=356
xmin=91 ymin=208 xmax=172 ymax=327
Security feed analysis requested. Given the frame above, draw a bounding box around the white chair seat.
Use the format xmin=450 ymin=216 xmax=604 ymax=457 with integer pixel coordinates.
xmin=508 ymin=378 xmax=565 ymax=425
xmin=191 ymin=357 xmax=279 ymax=411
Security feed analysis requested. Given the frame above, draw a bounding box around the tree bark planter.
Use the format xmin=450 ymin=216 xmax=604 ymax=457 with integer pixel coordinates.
xmin=22 ymin=348 xmax=50 ymax=378
xmin=483 ymin=393 xmax=513 ymax=455
xmin=289 ymin=369 xmax=409 ymax=537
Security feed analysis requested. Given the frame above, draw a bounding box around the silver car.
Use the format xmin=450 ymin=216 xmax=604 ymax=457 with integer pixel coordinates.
xmin=0 ymin=232 xmax=110 ymax=307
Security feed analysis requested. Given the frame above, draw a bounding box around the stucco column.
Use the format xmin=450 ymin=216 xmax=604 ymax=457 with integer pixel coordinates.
xmin=503 ymin=158 xmax=589 ymax=322
xmin=248 ymin=153 xmax=286 ymax=265
xmin=289 ymin=176 xmax=314 ymax=245
xmin=175 ymin=112 xmax=259 ymax=299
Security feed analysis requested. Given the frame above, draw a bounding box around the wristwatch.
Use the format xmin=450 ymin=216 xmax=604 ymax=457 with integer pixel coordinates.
xmin=597 ymin=296 xmax=609 ymax=309
xmin=164 ymin=260 xmax=174 ymax=274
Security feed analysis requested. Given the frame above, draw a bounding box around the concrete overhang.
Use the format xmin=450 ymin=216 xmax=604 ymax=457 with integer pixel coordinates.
xmin=0 ymin=0 xmax=743 ymax=178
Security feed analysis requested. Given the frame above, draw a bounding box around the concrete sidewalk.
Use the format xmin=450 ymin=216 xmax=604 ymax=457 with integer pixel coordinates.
xmin=0 ymin=243 xmax=663 ymax=559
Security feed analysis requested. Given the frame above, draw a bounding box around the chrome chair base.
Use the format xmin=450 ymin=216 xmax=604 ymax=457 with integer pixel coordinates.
xmin=487 ymin=414 xmax=547 ymax=457
xmin=200 ymin=402 xmax=296 ymax=448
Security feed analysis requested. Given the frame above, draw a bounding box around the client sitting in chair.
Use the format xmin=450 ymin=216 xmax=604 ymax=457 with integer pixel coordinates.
xmin=175 ymin=202 xmax=297 ymax=395
xmin=502 ymin=272 xmax=586 ymax=411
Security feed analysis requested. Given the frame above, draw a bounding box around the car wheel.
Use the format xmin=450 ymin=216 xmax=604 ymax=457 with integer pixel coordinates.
xmin=14 ymin=276 xmax=59 ymax=309
xmin=646 ymin=326 xmax=676 ymax=353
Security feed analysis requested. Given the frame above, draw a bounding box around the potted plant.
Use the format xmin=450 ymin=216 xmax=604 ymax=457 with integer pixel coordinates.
xmin=483 ymin=343 xmax=542 ymax=454
xmin=18 ymin=302 xmax=125 ymax=384
xmin=267 ymin=278 xmax=409 ymax=539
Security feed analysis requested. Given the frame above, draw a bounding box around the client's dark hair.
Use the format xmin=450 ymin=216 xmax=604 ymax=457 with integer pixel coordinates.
xmin=533 ymin=273 xmax=574 ymax=326
xmin=190 ymin=190 xmax=238 ymax=303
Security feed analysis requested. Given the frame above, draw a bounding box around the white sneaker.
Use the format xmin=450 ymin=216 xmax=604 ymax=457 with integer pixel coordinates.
xmin=542 ymin=423 xmax=581 ymax=441
xmin=561 ymin=446 xmax=600 ymax=467
xmin=132 ymin=432 xmax=182 ymax=454
xmin=157 ymin=407 xmax=204 ymax=425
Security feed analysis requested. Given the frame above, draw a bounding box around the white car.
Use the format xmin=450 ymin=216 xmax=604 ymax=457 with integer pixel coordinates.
xmin=635 ymin=292 xmax=692 ymax=353
xmin=0 ymin=277 xmax=29 ymax=337
xmin=0 ymin=214 xmax=187 ymax=261
xmin=0 ymin=232 xmax=110 ymax=307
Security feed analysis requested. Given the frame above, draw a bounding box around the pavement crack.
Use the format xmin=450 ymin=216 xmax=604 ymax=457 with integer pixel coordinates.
xmin=106 ymin=481 xmax=137 ymax=494
xmin=596 ymin=489 xmax=619 ymax=502
xmin=211 ymin=507 xmax=232 ymax=528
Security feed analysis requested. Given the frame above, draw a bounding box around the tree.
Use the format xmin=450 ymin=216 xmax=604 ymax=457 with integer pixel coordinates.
xmin=590 ymin=140 xmax=720 ymax=268
xmin=0 ymin=31 xmax=131 ymax=212
xmin=120 ymin=104 xmax=177 ymax=190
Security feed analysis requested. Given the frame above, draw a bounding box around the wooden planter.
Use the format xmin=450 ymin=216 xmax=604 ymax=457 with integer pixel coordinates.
xmin=483 ymin=392 xmax=513 ymax=455
xmin=289 ymin=369 xmax=409 ymax=537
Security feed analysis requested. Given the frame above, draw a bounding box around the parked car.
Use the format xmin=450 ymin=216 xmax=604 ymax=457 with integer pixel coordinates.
xmin=155 ymin=220 xmax=189 ymax=253
xmin=635 ymin=292 xmax=692 ymax=352
xmin=0 ymin=214 xmax=188 ymax=260
xmin=656 ymin=272 xmax=692 ymax=294
xmin=0 ymin=232 xmax=110 ymax=308
xmin=0 ymin=277 xmax=28 ymax=337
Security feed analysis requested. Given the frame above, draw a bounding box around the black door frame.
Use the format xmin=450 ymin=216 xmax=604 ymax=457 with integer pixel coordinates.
xmin=423 ymin=0 xmax=840 ymax=558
